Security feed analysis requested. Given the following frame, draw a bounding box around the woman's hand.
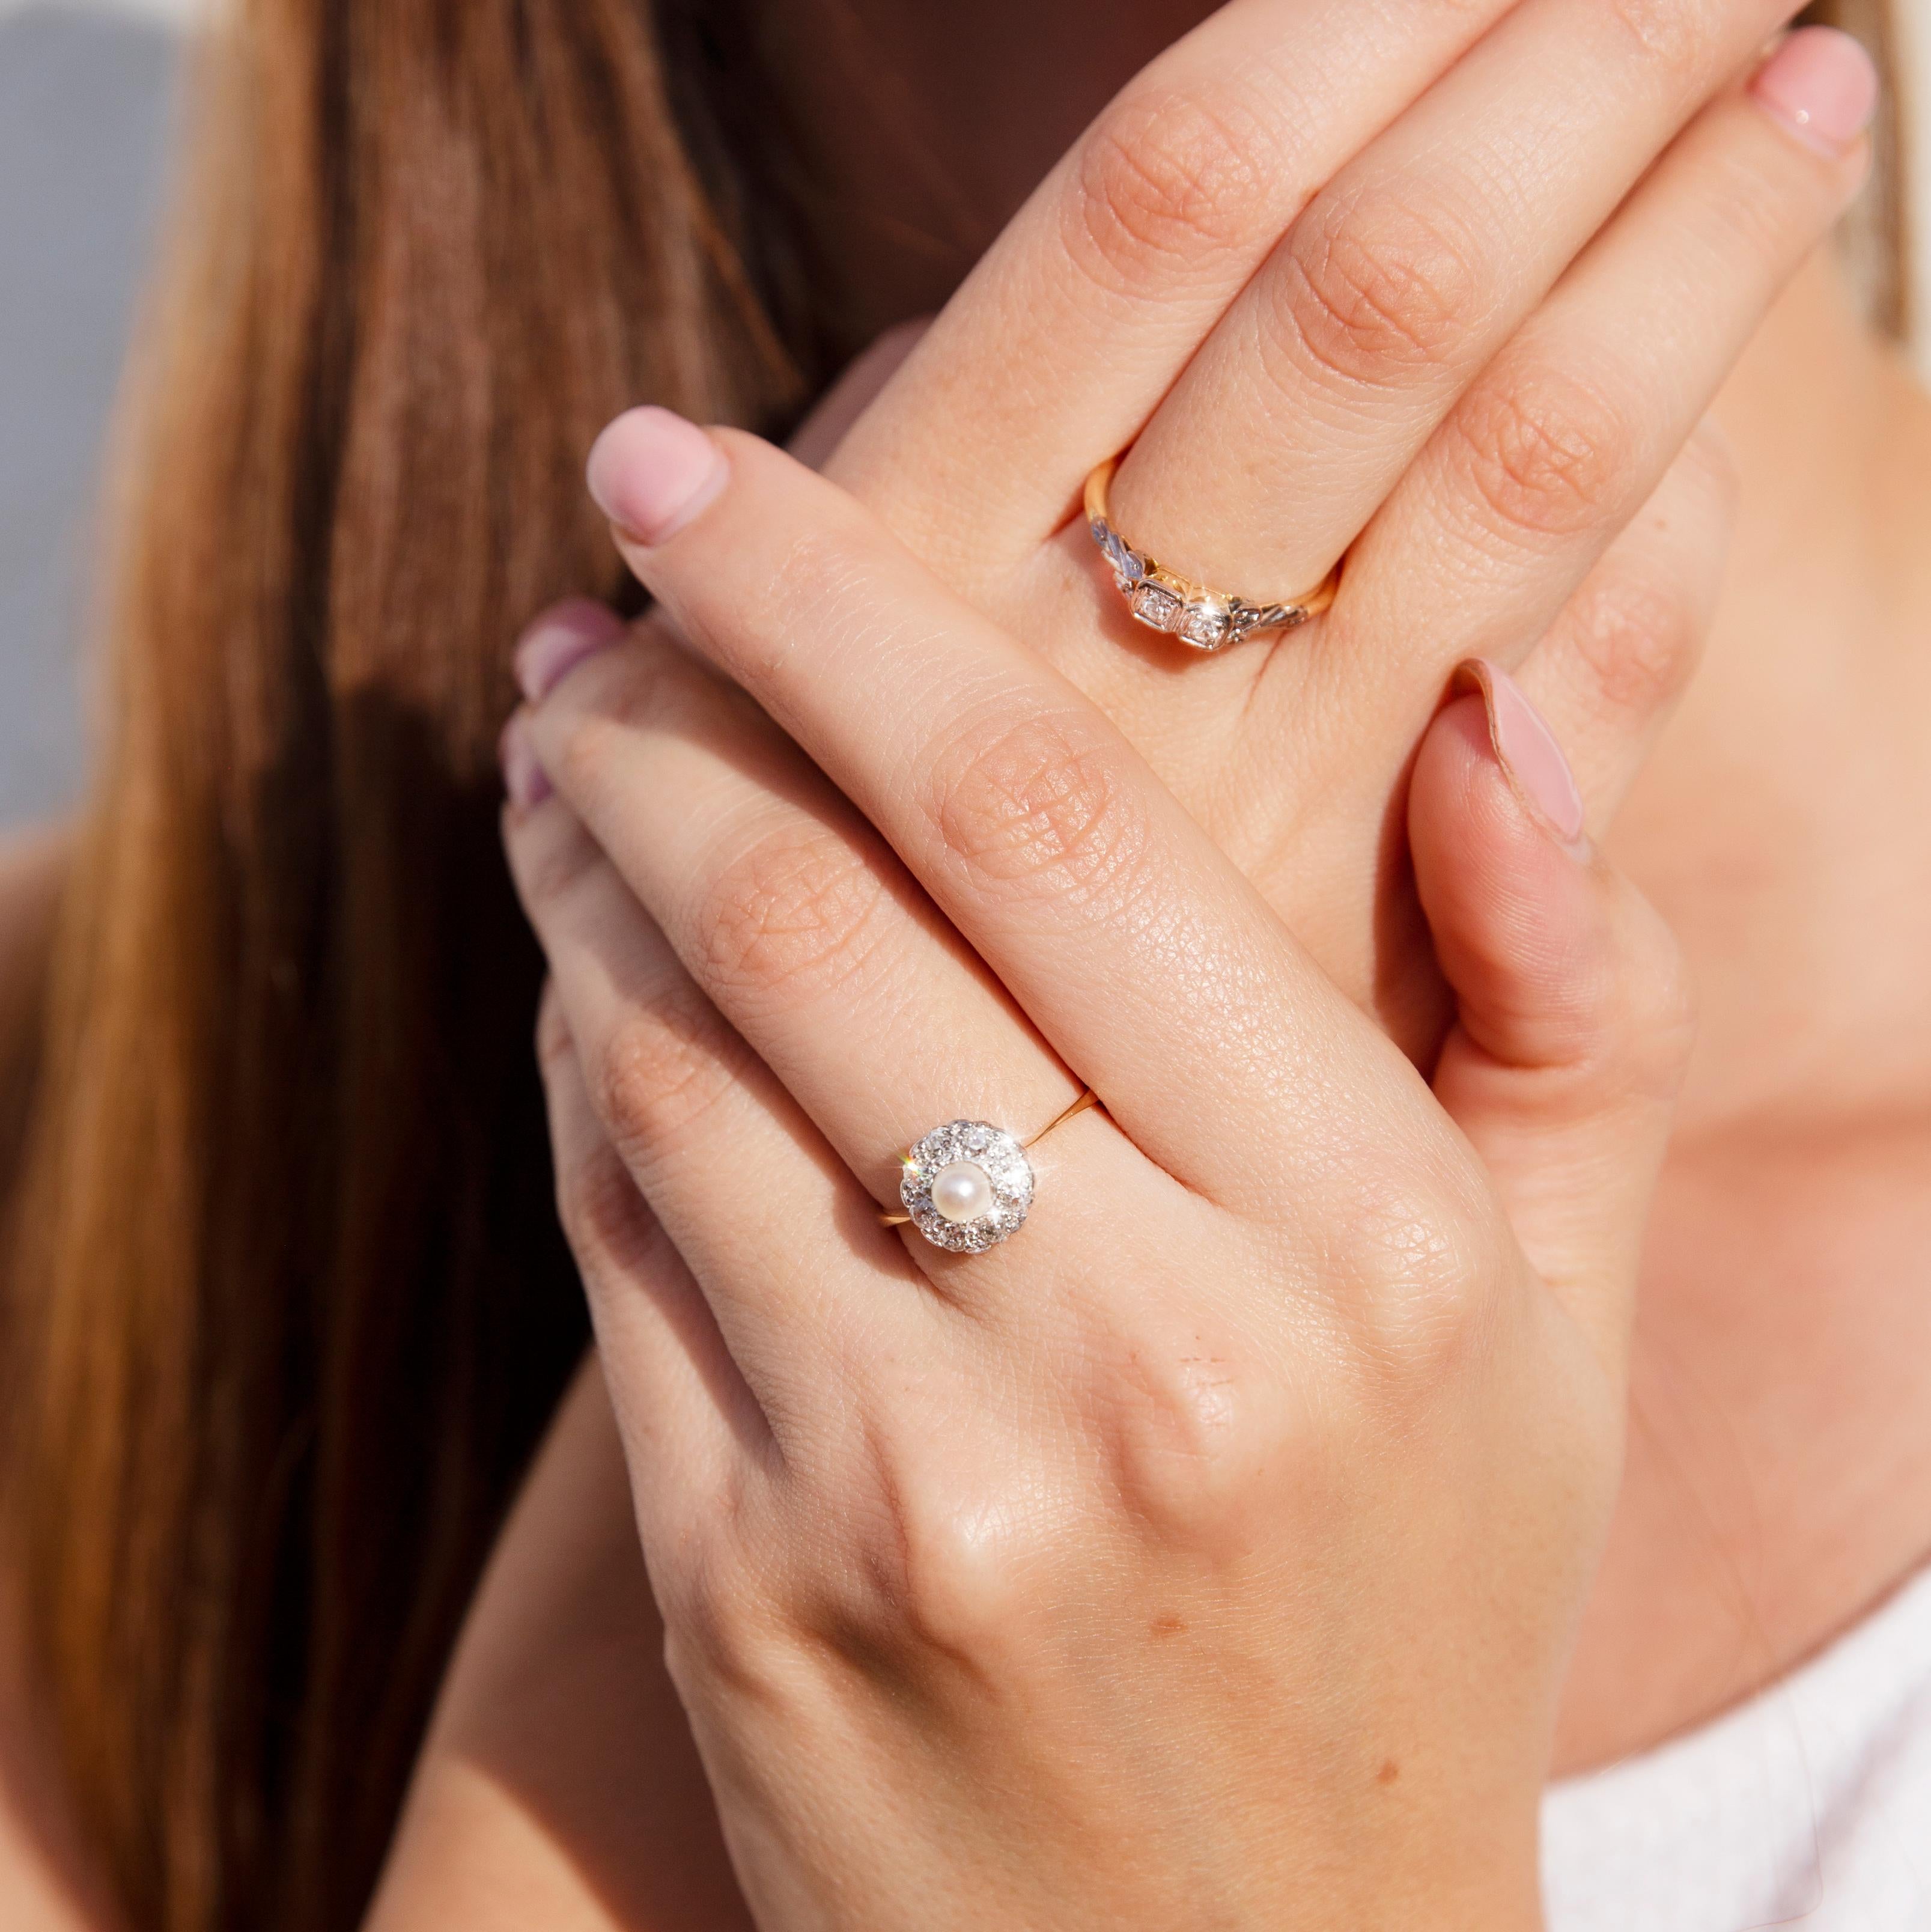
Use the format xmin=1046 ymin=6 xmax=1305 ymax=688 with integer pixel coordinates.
xmin=374 ymin=7 xmax=1877 ymax=1921
xmin=494 ymin=420 xmax=1697 ymax=1928
xmin=805 ymin=10 xmax=1871 ymax=1049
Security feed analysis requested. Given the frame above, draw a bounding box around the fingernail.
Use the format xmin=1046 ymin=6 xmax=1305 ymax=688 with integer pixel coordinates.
xmin=515 ymin=597 xmax=625 ymax=704
xmin=1750 ymin=26 xmax=1879 ymax=158
xmin=1454 ymin=661 xmax=1589 ymax=854
xmin=586 ymin=406 xmax=728 ymax=544
xmin=499 ymin=713 xmax=552 ymax=809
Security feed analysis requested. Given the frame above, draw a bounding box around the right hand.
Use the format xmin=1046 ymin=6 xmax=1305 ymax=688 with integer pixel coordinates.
xmin=369 ymin=4 xmax=1873 ymax=1924
xmin=496 ymin=406 xmax=1695 ymax=1930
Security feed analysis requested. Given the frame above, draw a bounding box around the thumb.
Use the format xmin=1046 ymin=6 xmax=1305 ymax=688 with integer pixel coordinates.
xmin=1408 ymin=662 xmax=1695 ymax=1374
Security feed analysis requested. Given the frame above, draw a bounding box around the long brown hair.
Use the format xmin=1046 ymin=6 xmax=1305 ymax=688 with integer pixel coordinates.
xmin=4 ymin=3 xmax=812 ymax=1925
xmin=0 ymin=2 xmax=1909 ymax=1928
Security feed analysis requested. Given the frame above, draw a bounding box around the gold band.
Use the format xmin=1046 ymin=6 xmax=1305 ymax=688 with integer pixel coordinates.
xmin=878 ymin=1089 xmax=1102 ymax=1229
xmin=1084 ymin=457 xmax=1341 ymax=651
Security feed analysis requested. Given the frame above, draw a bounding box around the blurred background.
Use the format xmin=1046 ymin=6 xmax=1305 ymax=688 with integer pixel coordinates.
xmin=2 ymin=0 xmax=191 ymax=826
xmin=2 ymin=0 xmax=1928 ymax=831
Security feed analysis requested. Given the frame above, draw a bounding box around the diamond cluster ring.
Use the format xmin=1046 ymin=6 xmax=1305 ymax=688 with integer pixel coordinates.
xmin=1083 ymin=456 xmax=1341 ymax=652
xmin=879 ymin=1089 xmax=1102 ymax=1254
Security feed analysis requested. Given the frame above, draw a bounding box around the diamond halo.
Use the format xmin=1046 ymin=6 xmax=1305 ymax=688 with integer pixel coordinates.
xmin=899 ymin=1120 xmax=1035 ymax=1254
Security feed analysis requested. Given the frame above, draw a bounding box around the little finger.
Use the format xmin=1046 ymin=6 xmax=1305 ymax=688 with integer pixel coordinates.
xmin=1512 ymin=416 xmax=1736 ymax=824
xmin=531 ymin=983 xmax=759 ymax=1519
xmin=1330 ymin=36 xmax=1873 ymax=733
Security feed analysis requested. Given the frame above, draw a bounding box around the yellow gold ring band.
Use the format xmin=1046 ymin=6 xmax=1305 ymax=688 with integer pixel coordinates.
xmin=1084 ymin=457 xmax=1341 ymax=653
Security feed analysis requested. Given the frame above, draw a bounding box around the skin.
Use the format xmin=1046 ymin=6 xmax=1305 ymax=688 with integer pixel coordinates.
xmin=736 ymin=0 xmax=1931 ymax=1779
xmin=1557 ymin=245 xmax=1931 ymax=1766
xmin=392 ymin=7 xmax=1900 ymax=1924
xmin=3 ymin=0 xmax=1927 ymax=1925
xmin=480 ymin=411 xmax=1694 ymax=1929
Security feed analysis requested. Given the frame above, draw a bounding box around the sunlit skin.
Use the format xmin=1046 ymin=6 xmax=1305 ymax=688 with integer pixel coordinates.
xmin=774 ymin=0 xmax=1931 ymax=1773
xmin=6 ymin=1 xmax=1931 ymax=1926
xmin=375 ymin=4 xmax=1931 ymax=1928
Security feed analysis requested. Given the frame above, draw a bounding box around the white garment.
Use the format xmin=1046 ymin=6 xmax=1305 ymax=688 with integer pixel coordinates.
xmin=1543 ymin=1565 xmax=1931 ymax=1929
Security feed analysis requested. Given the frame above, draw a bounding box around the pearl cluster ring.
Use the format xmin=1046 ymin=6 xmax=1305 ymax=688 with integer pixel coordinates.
xmin=880 ymin=1090 xmax=1102 ymax=1254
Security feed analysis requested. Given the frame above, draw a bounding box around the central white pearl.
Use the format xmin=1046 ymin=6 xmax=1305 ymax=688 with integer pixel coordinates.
xmin=929 ymin=1160 xmax=996 ymax=1225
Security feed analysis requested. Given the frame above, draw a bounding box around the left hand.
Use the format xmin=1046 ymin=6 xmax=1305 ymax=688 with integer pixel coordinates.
xmin=491 ymin=415 xmax=1695 ymax=1930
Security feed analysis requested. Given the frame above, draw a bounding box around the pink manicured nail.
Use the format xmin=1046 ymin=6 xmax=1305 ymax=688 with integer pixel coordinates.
xmin=1458 ymin=661 xmax=1587 ymax=852
xmin=1750 ymin=27 xmax=1879 ymax=157
xmin=499 ymin=714 xmax=552 ymax=810
xmin=586 ymin=406 xmax=728 ymax=544
xmin=515 ymin=598 xmax=625 ymax=704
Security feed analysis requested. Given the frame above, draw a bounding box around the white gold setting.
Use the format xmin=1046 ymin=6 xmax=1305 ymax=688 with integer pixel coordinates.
xmin=1099 ymin=517 xmax=1309 ymax=651
xmin=899 ymin=1120 xmax=1035 ymax=1254
xmin=1083 ymin=456 xmax=1340 ymax=652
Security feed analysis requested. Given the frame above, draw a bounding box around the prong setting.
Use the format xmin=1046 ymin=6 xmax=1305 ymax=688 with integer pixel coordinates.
xmin=1083 ymin=457 xmax=1339 ymax=653
xmin=899 ymin=1121 xmax=1035 ymax=1252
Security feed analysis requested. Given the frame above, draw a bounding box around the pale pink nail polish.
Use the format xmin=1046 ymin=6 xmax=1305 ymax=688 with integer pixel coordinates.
xmin=1751 ymin=27 xmax=1879 ymax=158
xmin=1458 ymin=661 xmax=1588 ymax=852
xmin=499 ymin=714 xmax=552 ymax=810
xmin=515 ymin=598 xmax=624 ymax=704
xmin=586 ymin=406 xmax=729 ymax=544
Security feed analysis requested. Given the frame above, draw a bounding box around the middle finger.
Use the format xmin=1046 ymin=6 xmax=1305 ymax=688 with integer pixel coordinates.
xmin=1105 ymin=0 xmax=1801 ymax=597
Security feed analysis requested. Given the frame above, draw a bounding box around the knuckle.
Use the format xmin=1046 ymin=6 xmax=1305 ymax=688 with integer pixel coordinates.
xmin=1559 ymin=421 xmax=1738 ymax=717
xmin=736 ymin=527 xmax=869 ymax=683
xmin=1447 ymin=363 xmax=1635 ymax=544
xmin=660 ymin=1486 xmax=785 ymax=1695
xmin=548 ymin=652 xmax=682 ymax=799
xmin=1600 ymin=0 xmax=1712 ymax=76
xmin=805 ymin=1449 xmax=1051 ymax=1674
xmin=1561 ymin=560 xmax=1702 ymax=718
xmin=698 ymin=817 xmax=893 ymax=1015
xmin=514 ymin=813 xmax=605 ymax=915
xmin=1276 ymin=187 xmax=1483 ymax=388
xmin=929 ymin=707 xmax=1151 ymax=909
xmin=1327 ymin=1171 xmax=1497 ymax=1400
xmin=1093 ymin=1340 xmax=1278 ymax=1556
xmin=1071 ymin=85 xmax=1273 ymax=284
xmin=589 ymin=989 xmax=742 ymax=1165
xmin=556 ymin=1139 xmax=658 ymax=1279
xmin=875 ymin=1492 xmax=1037 ymax=1666
xmin=1488 ymin=883 xmax=1697 ymax=1104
